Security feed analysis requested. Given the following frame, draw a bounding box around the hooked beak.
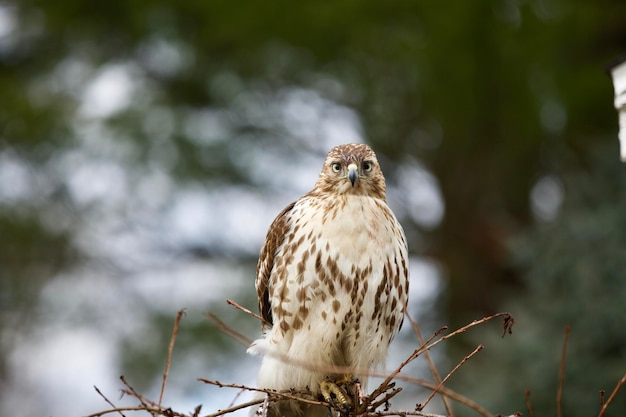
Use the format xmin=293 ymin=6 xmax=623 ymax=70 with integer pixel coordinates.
xmin=347 ymin=163 xmax=359 ymax=187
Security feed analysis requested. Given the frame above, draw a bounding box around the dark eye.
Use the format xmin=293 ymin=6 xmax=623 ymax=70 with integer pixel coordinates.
xmin=331 ymin=162 xmax=341 ymax=173
xmin=363 ymin=161 xmax=373 ymax=172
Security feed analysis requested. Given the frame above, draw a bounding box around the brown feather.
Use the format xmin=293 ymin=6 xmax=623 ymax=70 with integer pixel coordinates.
xmin=256 ymin=201 xmax=296 ymax=327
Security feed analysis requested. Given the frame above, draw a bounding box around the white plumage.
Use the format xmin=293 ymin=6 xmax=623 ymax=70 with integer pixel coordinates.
xmin=248 ymin=144 xmax=409 ymax=417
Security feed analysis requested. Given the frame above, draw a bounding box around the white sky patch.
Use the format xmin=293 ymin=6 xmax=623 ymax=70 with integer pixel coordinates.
xmin=0 ymin=152 xmax=33 ymax=203
xmin=166 ymin=185 xmax=290 ymax=255
xmin=79 ymin=63 xmax=137 ymax=118
xmin=4 ymin=327 xmax=123 ymax=417
xmin=136 ymin=166 xmax=175 ymax=209
xmin=239 ymin=146 xmax=322 ymax=194
xmin=407 ymin=256 xmax=442 ymax=311
xmin=280 ymin=87 xmax=364 ymax=151
xmin=38 ymin=271 xmax=151 ymax=337
xmin=319 ymin=106 xmax=363 ymax=149
xmin=0 ymin=5 xmax=16 ymax=39
xmin=143 ymin=106 xmax=176 ymax=142
xmin=30 ymin=56 xmax=94 ymax=106
xmin=66 ymin=158 xmax=128 ymax=206
xmin=0 ymin=151 xmax=57 ymax=208
xmin=138 ymin=36 xmax=194 ymax=78
xmin=388 ymin=160 xmax=444 ymax=229
xmin=129 ymin=260 xmax=250 ymax=312
xmin=183 ymin=108 xmax=230 ymax=145
xmin=530 ymin=174 xmax=563 ymax=222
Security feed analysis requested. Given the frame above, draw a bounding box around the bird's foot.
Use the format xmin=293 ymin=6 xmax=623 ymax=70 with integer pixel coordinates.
xmin=320 ymin=376 xmax=354 ymax=415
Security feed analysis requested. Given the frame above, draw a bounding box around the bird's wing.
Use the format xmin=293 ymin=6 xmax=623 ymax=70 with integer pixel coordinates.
xmin=256 ymin=201 xmax=296 ymax=328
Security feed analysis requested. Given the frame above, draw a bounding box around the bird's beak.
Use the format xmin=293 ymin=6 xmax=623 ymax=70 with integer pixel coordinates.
xmin=347 ymin=163 xmax=359 ymax=187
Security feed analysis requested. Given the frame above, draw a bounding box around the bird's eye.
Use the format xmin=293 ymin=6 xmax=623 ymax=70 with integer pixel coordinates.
xmin=363 ymin=161 xmax=373 ymax=172
xmin=331 ymin=162 xmax=341 ymax=173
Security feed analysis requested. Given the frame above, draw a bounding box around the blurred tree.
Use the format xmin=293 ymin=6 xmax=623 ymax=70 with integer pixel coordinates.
xmin=1 ymin=0 xmax=625 ymax=415
xmin=451 ymin=144 xmax=626 ymax=416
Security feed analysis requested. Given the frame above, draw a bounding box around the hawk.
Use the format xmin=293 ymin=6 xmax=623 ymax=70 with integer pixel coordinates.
xmin=248 ymin=143 xmax=409 ymax=417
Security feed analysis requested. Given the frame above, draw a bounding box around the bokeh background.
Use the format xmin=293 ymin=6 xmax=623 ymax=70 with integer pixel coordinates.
xmin=1 ymin=1 xmax=626 ymax=416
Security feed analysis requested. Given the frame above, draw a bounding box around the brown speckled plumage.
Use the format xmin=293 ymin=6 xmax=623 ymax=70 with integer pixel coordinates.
xmin=248 ymin=144 xmax=409 ymax=417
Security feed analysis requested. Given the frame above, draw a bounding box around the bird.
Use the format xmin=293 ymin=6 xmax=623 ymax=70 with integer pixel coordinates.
xmin=247 ymin=143 xmax=409 ymax=417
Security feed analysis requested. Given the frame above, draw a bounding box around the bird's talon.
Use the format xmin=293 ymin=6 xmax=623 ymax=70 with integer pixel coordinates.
xmin=320 ymin=380 xmax=352 ymax=411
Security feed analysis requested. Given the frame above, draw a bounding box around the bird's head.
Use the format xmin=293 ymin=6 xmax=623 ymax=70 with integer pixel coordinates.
xmin=313 ymin=143 xmax=387 ymax=199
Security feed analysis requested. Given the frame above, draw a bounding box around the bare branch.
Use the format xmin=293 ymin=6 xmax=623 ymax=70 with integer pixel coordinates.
xmin=226 ymin=299 xmax=267 ymax=325
xmin=368 ymin=325 xmax=447 ymax=403
xmin=205 ymin=312 xmax=253 ymax=346
xmin=160 ymin=309 xmax=186 ymax=407
xmin=393 ymin=375 xmax=496 ymax=417
xmin=94 ymin=385 xmax=125 ymax=417
xmin=597 ymin=373 xmax=626 ymax=417
xmin=198 ymin=378 xmax=328 ymax=407
xmin=363 ymin=410 xmax=447 ymax=417
xmin=557 ymin=324 xmax=570 ymax=417
xmin=120 ymin=375 xmax=158 ymax=416
xmin=366 ymin=385 xmax=403 ymax=411
xmin=524 ymin=389 xmax=535 ymax=417
xmin=85 ymin=406 xmax=165 ymax=417
xmin=405 ymin=310 xmax=453 ymax=416
xmin=202 ymin=399 xmax=265 ymax=417
xmin=599 ymin=389 xmax=605 ymax=408
xmin=423 ymin=313 xmax=514 ymax=354
xmin=418 ymin=344 xmax=483 ymax=411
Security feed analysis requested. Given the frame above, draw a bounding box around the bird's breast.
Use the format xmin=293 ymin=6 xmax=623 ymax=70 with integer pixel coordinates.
xmin=299 ymin=195 xmax=399 ymax=269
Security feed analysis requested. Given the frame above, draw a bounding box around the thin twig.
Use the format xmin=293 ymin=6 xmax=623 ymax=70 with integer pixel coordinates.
xmin=599 ymin=390 xmax=605 ymax=408
xmin=206 ymin=312 xmax=253 ymax=345
xmin=364 ymin=410 xmax=448 ymax=417
xmin=226 ymin=299 xmax=267 ymax=325
xmin=202 ymin=399 xmax=266 ymax=417
xmin=366 ymin=386 xmax=403 ymax=411
xmin=392 ymin=375 xmax=495 ymax=417
xmin=85 ymin=406 xmax=166 ymax=417
xmin=405 ymin=310 xmax=454 ymax=416
xmin=198 ymin=378 xmax=328 ymax=407
xmin=368 ymin=326 xmax=447 ymax=402
xmin=557 ymin=324 xmax=570 ymax=417
xmin=227 ymin=389 xmax=245 ymax=409
xmin=597 ymin=373 xmax=626 ymax=417
xmin=160 ymin=309 xmax=186 ymax=407
xmin=365 ymin=411 xmax=521 ymax=417
xmin=120 ymin=375 xmax=158 ymax=415
xmin=94 ymin=386 xmax=125 ymax=417
xmin=418 ymin=344 xmax=484 ymax=410
xmin=524 ymin=389 xmax=535 ymax=417
xmin=423 ymin=313 xmax=514 ymax=354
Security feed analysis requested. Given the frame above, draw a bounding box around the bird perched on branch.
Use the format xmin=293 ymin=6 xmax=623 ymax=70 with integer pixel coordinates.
xmin=248 ymin=143 xmax=409 ymax=417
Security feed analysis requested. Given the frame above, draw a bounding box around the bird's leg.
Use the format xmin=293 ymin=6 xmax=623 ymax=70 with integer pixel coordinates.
xmin=355 ymin=381 xmax=365 ymax=403
xmin=335 ymin=374 xmax=356 ymax=386
xmin=320 ymin=375 xmax=354 ymax=414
